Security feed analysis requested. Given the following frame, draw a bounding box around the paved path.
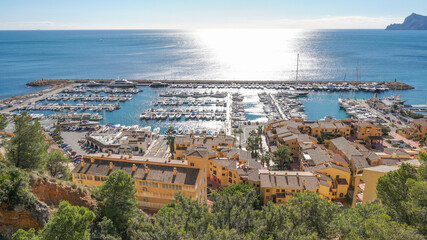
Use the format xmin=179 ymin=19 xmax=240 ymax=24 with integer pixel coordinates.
xmin=389 ymin=131 xmax=420 ymax=148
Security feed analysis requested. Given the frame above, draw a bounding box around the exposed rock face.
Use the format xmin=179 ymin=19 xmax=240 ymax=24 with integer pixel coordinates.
xmin=386 ymin=13 xmax=427 ymax=30
xmin=0 ymin=201 xmax=50 ymax=240
xmin=30 ymin=178 xmax=97 ymax=209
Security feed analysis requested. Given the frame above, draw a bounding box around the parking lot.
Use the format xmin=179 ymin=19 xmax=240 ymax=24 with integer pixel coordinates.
xmin=61 ymin=130 xmax=88 ymax=156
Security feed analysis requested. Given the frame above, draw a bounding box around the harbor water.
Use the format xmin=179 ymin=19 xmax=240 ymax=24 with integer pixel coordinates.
xmin=1 ymin=29 xmax=426 ymax=130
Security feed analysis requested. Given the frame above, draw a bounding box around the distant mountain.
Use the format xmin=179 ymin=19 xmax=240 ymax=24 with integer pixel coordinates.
xmin=386 ymin=13 xmax=427 ymax=30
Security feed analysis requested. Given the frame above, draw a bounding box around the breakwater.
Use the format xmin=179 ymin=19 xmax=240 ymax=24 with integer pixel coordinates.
xmin=26 ymin=79 xmax=414 ymax=90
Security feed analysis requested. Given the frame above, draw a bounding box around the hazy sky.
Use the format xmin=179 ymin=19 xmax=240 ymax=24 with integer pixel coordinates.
xmin=0 ymin=0 xmax=426 ymax=30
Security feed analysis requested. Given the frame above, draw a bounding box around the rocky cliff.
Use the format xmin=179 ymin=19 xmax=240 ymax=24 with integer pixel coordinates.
xmin=30 ymin=178 xmax=97 ymax=209
xmin=386 ymin=13 xmax=427 ymax=30
xmin=0 ymin=201 xmax=50 ymax=240
xmin=0 ymin=178 xmax=96 ymax=239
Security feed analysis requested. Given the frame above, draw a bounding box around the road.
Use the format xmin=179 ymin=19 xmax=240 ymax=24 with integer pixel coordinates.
xmin=0 ymin=84 xmax=78 ymax=114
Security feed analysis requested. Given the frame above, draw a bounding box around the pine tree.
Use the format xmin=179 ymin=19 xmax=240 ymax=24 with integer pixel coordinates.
xmin=6 ymin=112 xmax=48 ymax=170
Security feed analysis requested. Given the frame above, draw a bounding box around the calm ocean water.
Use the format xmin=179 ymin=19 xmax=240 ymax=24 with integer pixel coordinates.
xmin=0 ymin=29 xmax=426 ymax=126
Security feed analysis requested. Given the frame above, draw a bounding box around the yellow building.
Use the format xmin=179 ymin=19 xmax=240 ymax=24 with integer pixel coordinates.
xmin=402 ymin=118 xmax=427 ymax=139
xmin=352 ymin=159 xmax=420 ymax=207
xmin=259 ymin=170 xmax=323 ymax=204
xmin=355 ymin=121 xmax=382 ymax=143
xmin=173 ymin=133 xmax=234 ymax=159
xmin=72 ymin=154 xmax=207 ymax=212
xmin=302 ymin=162 xmax=351 ymax=201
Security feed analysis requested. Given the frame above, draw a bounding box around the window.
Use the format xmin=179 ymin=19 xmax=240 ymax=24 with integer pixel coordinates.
xmin=138 ymin=181 xmax=158 ymax=188
xmin=233 ymin=181 xmax=236 ymax=184
xmin=213 ymin=170 xmax=217 ymax=175
xmin=222 ymin=173 xmax=225 ymax=176
xmin=340 ymin=193 xmax=343 ymax=197
xmin=229 ymin=178 xmax=232 ymax=183
xmin=266 ymin=189 xmax=270 ymax=193
xmin=162 ymin=183 xmax=183 ymax=190
xmin=222 ymin=167 xmax=225 ymax=170
xmin=229 ymin=171 xmax=232 ymax=177
xmin=190 ymin=162 xmax=195 ymax=167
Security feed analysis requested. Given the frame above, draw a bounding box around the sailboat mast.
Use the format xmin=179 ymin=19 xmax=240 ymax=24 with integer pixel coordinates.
xmin=296 ymin=53 xmax=299 ymax=83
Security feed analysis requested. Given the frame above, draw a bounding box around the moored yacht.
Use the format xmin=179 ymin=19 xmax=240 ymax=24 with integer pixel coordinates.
xmin=109 ymin=78 xmax=136 ymax=88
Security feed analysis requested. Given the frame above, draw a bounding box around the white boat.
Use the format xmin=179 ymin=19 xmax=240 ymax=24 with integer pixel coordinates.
xmin=109 ymin=78 xmax=136 ymax=88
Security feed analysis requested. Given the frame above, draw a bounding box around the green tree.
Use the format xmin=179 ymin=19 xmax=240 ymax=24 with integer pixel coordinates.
xmin=260 ymin=151 xmax=275 ymax=168
xmin=381 ymin=125 xmax=391 ymax=136
xmin=13 ymin=201 xmax=96 ymax=240
xmin=0 ymin=162 xmax=36 ymax=207
xmin=334 ymin=202 xmax=385 ymax=239
xmin=0 ymin=114 xmax=8 ymax=131
xmin=91 ymin=217 xmax=122 ymax=240
xmin=127 ymin=192 xmax=211 ymax=240
xmin=254 ymin=202 xmax=290 ymax=240
xmin=52 ymin=124 xmax=62 ymax=135
xmin=167 ymin=135 xmax=174 ymax=157
xmin=274 ymin=146 xmax=293 ymax=170
xmin=211 ymin=184 xmax=260 ymax=235
xmin=94 ymin=170 xmax=138 ymax=233
xmin=376 ymin=163 xmax=417 ymax=225
xmin=284 ymin=192 xmax=338 ymax=239
xmin=11 ymin=229 xmax=37 ymax=240
xmin=6 ymin=112 xmax=48 ymax=169
xmin=45 ymin=150 xmax=70 ymax=178
xmin=202 ymin=225 xmax=243 ymax=240
xmin=365 ymin=213 xmax=424 ymax=240
xmin=39 ymin=201 xmax=95 ymax=240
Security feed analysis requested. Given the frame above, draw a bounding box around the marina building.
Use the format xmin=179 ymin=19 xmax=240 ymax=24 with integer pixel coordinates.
xmin=354 ymin=121 xmax=383 ymax=143
xmin=86 ymin=125 xmax=152 ymax=155
xmin=173 ymin=133 xmax=234 ymax=159
xmin=328 ymin=137 xmax=380 ymax=185
xmin=72 ymin=154 xmax=207 ymax=211
xmin=402 ymin=118 xmax=427 ymax=139
xmin=352 ymin=159 xmax=420 ymax=207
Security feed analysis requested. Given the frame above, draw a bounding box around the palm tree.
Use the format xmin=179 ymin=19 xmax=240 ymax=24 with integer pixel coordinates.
xmin=274 ymin=146 xmax=292 ymax=170
xmin=260 ymin=152 xmax=274 ymax=168
xmin=256 ymin=126 xmax=263 ymax=153
xmin=167 ymin=135 xmax=175 ymax=159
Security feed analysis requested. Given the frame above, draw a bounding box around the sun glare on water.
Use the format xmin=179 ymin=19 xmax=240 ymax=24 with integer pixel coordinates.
xmin=193 ymin=29 xmax=312 ymax=80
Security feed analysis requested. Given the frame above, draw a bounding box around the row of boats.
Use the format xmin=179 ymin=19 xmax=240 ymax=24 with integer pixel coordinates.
xmin=338 ymin=98 xmax=382 ymax=122
xmin=140 ymin=108 xmax=227 ymax=121
xmin=231 ymin=93 xmax=246 ymax=122
xmin=43 ymin=94 xmax=133 ymax=102
xmin=159 ymin=91 xmax=227 ymax=98
xmin=167 ymin=82 xmax=390 ymax=92
xmin=16 ymin=102 xmax=121 ymax=112
xmin=62 ymin=86 xmax=141 ymax=94
xmin=153 ymin=98 xmax=226 ymax=107
xmin=258 ymin=92 xmax=307 ymax=121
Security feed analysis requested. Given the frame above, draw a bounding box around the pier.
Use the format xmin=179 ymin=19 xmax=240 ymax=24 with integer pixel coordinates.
xmin=26 ymin=78 xmax=414 ymax=90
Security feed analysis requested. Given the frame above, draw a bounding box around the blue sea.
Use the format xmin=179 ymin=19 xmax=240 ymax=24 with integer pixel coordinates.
xmin=0 ymin=29 xmax=426 ymax=128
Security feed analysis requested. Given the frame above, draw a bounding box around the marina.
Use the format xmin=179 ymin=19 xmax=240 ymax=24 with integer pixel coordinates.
xmin=1 ymin=79 xmax=423 ymax=135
